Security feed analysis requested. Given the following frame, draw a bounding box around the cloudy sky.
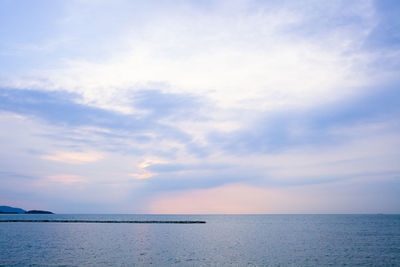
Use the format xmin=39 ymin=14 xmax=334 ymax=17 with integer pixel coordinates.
xmin=1 ymin=0 xmax=399 ymax=213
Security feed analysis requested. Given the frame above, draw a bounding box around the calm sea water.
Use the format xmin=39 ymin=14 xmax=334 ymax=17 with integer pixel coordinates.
xmin=0 ymin=214 xmax=399 ymax=266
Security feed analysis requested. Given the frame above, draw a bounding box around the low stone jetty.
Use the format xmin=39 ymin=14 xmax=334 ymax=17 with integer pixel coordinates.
xmin=0 ymin=220 xmax=206 ymax=224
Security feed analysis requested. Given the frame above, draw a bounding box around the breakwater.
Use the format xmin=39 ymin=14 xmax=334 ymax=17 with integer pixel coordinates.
xmin=0 ymin=220 xmax=206 ymax=224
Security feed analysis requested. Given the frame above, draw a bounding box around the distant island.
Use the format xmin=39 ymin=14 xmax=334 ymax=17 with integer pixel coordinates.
xmin=25 ymin=210 xmax=54 ymax=214
xmin=0 ymin=206 xmax=54 ymax=214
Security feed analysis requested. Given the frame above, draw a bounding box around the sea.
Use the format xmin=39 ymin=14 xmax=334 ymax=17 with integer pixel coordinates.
xmin=0 ymin=214 xmax=399 ymax=266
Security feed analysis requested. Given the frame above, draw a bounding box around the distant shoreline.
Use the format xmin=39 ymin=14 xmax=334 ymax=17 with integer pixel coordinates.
xmin=0 ymin=206 xmax=53 ymax=214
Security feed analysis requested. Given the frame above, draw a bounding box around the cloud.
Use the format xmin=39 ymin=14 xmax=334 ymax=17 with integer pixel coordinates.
xmin=0 ymin=88 xmax=204 ymax=159
xmin=1 ymin=0 xmax=400 ymax=213
xmin=208 ymin=85 xmax=400 ymax=154
xmin=0 ymin=87 xmax=200 ymax=131
xmin=1 ymin=0 xmax=383 ymax=115
xmin=129 ymin=173 xmax=152 ymax=180
xmin=367 ymin=0 xmax=400 ymax=50
xmin=41 ymin=151 xmax=103 ymax=164
xmin=46 ymin=174 xmax=87 ymax=183
xmin=144 ymin=162 xmax=227 ymax=173
xmin=0 ymin=171 xmax=36 ymax=180
xmin=1 ymin=83 xmax=399 ymax=193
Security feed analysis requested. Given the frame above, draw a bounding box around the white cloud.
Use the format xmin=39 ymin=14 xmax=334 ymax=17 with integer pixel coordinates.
xmin=2 ymin=0 xmax=379 ymax=115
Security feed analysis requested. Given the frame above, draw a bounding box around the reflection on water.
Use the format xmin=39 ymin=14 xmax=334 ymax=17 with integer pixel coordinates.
xmin=1 ymin=214 xmax=400 ymax=266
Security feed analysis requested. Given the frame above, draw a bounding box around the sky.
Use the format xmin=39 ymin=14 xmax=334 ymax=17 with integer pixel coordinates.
xmin=0 ymin=0 xmax=399 ymax=214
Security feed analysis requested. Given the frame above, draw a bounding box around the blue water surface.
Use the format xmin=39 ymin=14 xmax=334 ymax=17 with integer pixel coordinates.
xmin=0 ymin=214 xmax=399 ymax=266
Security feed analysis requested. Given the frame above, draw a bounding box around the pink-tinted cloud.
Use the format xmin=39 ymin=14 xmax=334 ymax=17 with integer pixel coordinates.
xmin=41 ymin=151 xmax=104 ymax=164
xmin=46 ymin=174 xmax=88 ymax=184
xmin=129 ymin=173 xmax=152 ymax=179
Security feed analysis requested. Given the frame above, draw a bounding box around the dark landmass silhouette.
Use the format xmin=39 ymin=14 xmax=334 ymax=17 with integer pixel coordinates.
xmin=0 ymin=206 xmax=53 ymax=214
xmin=0 ymin=206 xmax=26 ymax=214
xmin=25 ymin=210 xmax=54 ymax=214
